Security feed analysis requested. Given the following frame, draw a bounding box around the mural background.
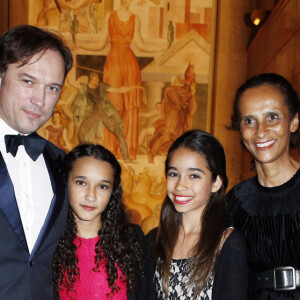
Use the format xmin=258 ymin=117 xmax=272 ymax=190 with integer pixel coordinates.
xmin=29 ymin=0 xmax=217 ymax=233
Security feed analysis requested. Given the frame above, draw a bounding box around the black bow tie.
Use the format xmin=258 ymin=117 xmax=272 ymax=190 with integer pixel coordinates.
xmin=4 ymin=132 xmax=46 ymax=161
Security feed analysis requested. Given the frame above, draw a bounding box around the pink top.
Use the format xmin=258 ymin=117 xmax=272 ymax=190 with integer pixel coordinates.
xmin=59 ymin=236 xmax=127 ymax=299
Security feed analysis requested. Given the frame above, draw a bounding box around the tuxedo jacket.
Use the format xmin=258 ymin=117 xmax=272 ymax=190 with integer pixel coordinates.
xmin=0 ymin=137 xmax=68 ymax=299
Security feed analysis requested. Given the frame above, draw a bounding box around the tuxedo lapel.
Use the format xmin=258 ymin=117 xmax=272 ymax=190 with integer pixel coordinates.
xmin=0 ymin=152 xmax=28 ymax=251
xmin=30 ymin=145 xmax=66 ymax=258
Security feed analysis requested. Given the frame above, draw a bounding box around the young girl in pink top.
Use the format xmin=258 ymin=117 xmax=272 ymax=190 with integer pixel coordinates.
xmin=53 ymin=144 xmax=144 ymax=299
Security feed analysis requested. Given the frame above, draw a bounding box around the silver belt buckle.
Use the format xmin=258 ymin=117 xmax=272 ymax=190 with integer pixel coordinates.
xmin=273 ymin=266 xmax=296 ymax=291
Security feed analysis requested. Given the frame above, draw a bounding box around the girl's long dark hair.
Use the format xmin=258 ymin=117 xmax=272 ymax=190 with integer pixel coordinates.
xmin=156 ymin=130 xmax=230 ymax=296
xmin=53 ymin=144 xmax=144 ymax=296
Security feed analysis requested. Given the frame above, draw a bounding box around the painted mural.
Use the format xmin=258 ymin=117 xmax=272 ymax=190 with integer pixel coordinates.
xmin=29 ymin=0 xmax=216 ymax=233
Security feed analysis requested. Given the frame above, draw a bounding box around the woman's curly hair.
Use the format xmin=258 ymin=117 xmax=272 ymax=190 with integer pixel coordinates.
xmin=53 ymin=144 xmax=144 ymax=296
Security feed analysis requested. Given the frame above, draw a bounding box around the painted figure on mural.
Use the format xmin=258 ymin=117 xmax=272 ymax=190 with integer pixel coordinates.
xmin=167 ymin=20 xmax=174 ymax=49
xmin=148 ymin=63 xmax=197 ymax=163
xmin=70 ymin=14 xmax=79 ymax=45
xmin=78 ymin=0 xmax=164 ymax=160
xmin=73 ymin=73 xmax=99 ymax=142
xmin=138 ymin=102 xmax=162 ymax=153
xmin=45 ymin=111 xmax=72 ymax=152
xmin=122 ymin=165 xmax=165 ymax=227
xmin=36 ymin=0 xmax=101 ymax=34
xmin=50 ymin=80 xmax=79 ymax=147
xmin=121 ymin=166 xmax=153 ymax=225
xmin=141 ymin=203 xmax=162 ymax=235
xmin=69 ymin=75 xmax=92 ymax=144
xmin=75 ymin=72 xmax=130 ymax=161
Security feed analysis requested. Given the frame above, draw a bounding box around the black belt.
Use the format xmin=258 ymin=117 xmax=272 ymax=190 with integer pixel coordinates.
xmin=250 ymin=267 xmax=300 ymax=291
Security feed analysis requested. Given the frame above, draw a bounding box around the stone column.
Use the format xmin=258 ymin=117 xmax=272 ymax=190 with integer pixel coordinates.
xmin=143 ymin=81 xmax=165 ymax=125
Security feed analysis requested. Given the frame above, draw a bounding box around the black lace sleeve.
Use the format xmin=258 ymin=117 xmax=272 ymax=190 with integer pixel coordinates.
xmin=212 ymin=230 xmax=248 ymax=300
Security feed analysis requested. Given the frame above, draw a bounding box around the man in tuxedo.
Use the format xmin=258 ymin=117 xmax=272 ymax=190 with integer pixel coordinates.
xmin=0 ymin=25 xmax=73 ymax=299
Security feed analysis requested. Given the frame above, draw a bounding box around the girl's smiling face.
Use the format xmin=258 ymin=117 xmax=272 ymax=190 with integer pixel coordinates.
xmin=166 ymin=148 xmax=222 ymax=218
xmin=68 ymin=156 xmax=114 ymax=231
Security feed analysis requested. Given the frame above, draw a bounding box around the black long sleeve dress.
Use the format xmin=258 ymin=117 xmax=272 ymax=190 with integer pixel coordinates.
xmin=227 ymin=169 xmax=300 ymax=299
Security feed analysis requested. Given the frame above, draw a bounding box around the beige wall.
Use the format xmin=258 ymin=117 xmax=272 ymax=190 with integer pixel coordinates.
xmin=212 ymin=0 xmax=300 ymax=185
xmin=246 ymin=0 xmax=300 ymax=172
xmin=0 ymin=0 xmax=28 ymax=35
xmin=212 ymin=0 xmax=255 ymax=188
xmin=10 ymin=0 xmax=29 ymax=28
xmin=0 ymin=0 xmax=9 ymax=35
xmin=248 ymin=0 xmax=300 ymax=82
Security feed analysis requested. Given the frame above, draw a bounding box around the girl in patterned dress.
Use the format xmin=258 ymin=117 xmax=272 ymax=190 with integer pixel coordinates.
xmin=53 ymin=144 xmax=144 ymax=299
xmin=145 ymin=130 xmax=248 ymax=300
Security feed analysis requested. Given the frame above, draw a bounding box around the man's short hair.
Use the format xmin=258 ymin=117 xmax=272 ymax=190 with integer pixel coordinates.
xmin=0 ymin=25 xmax=73 ymax=79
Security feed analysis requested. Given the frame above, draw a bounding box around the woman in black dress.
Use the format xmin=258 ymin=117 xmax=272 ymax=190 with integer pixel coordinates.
xmin=228 ymin=73 xmax=300 ymax=299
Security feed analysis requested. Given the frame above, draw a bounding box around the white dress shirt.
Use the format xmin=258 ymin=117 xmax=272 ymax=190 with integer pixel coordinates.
xmin=0 ymin=118 xmax=53 ymax=253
